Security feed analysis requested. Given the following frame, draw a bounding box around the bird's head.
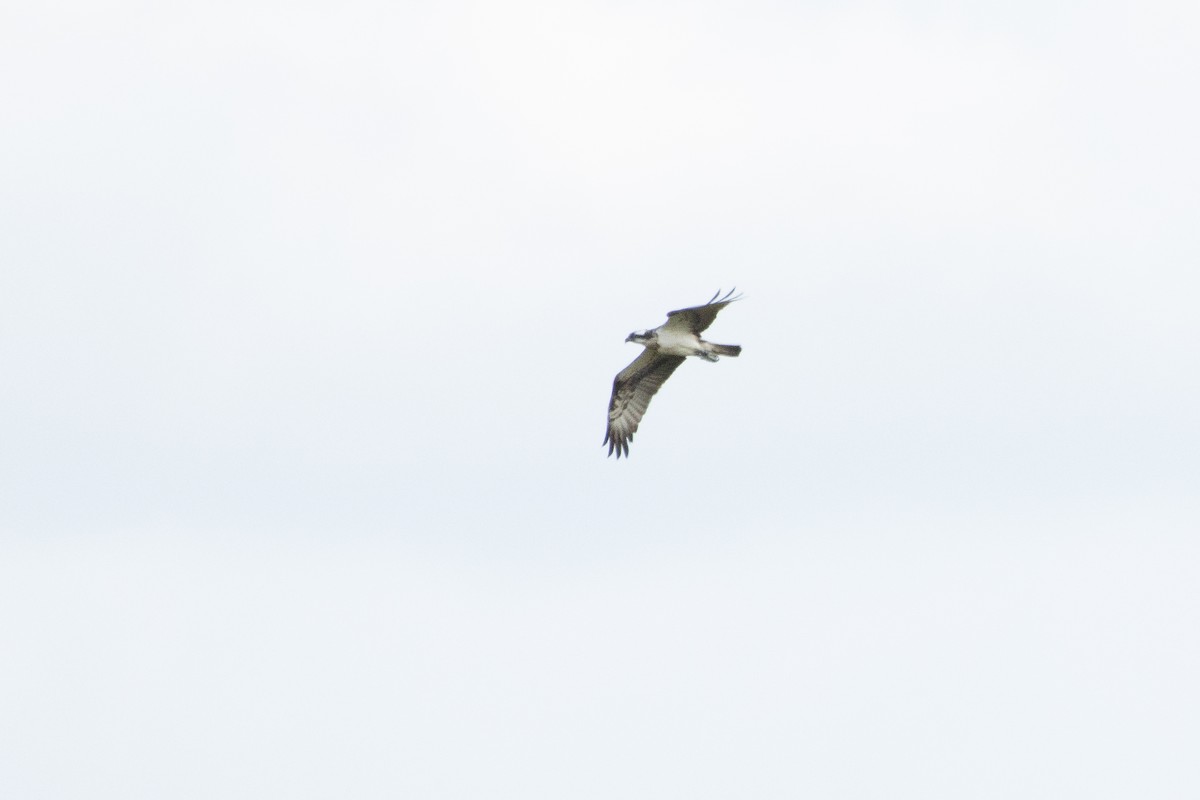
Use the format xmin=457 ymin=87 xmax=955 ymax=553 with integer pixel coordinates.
xmin=626 ymin=330 xmax=654 ymax=345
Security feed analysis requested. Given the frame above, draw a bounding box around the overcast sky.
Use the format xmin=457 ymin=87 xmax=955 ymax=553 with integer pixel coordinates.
xmin=2 ymin=1 xmax=1198 ymax=797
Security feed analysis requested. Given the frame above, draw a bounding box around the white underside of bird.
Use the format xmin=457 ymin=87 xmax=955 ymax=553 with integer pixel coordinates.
xmin=653 ymin=328 xmax=717 ymax=358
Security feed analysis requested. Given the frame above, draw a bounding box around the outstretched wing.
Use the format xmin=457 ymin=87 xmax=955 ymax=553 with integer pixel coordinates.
xmin=661 ymin=288 xmax=742 ymax=335
xmin=604 ymin=349 xmax=687 ymax=458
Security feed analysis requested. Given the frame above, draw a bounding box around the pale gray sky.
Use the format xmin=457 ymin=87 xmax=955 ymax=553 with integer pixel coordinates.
xmin=2 ymin=1 xmax=1198 ymax=797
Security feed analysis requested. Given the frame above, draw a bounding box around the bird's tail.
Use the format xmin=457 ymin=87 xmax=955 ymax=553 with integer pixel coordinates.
xmin=709 ymin=343 xmax=742 ymax=357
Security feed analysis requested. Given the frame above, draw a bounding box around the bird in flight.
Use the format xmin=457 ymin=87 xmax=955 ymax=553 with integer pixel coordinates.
xmin=604 ymin=289 xmax=743 ymax=459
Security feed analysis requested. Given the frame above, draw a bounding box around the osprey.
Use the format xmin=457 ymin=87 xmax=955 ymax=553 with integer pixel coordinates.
xmin=604 ymin=289 xmax=743 ymax=458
